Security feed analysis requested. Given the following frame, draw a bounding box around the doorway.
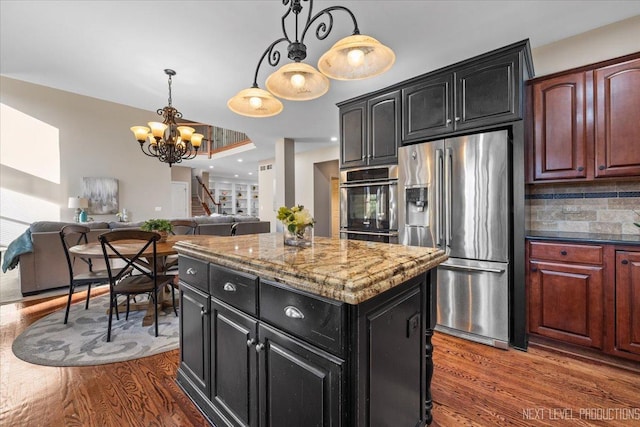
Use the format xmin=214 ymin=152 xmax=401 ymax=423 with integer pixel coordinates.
xmin=171 ymin=181 xmax=188 ymax=218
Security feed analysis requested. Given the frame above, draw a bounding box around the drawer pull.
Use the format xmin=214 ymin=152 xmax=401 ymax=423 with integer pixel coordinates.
xmin=223 ymin=282 xmax=237 ymax=292
xmin=284 ymin=306 xmax=305 ymax=319
xmin=531 ymin=266 xmax=538 ymax=272
xmin=247 ymin=339 xmax=256 ymax=347
xmin=186 ymin=267 xmax=197 ymax=275
xmin=577 ymin=166 xmax=584 ymax=171
xmin=621 ymin=259 xmax=629 ymax=265
xmin=560 ymin=250 xmax=567 ymax=256
xmin=255 ymin=343 xmax=265 ymax=353
xmin=200 ymin=307 xmax=210 ymax=316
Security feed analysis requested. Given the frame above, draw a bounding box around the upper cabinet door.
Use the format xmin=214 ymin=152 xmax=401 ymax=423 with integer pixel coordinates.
xmin=368 ymin=90 xmax=400 ymax=166
xmin=455 ymin=52 xmax=521 ymax=130
xmin=594 ymin=57 xmax=640 ymax=178
xmin=402 ymin=73 xmax=453 ymax=143
xmin=340 ymin=101 xmax=367 ymax=168
xmin=531 ymin=71 xmax=590 ymax=181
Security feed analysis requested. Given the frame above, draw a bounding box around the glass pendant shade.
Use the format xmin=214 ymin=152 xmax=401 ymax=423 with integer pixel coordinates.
xmin=130 ymin=126 xmax=150 ymax=142
xmin=265 ymin=62 xmax=330 ymax=101
xmin=191 ymin=133 xmax=204 ymax=148
xmin=318 ymin=34 xmax=395 ymax=80
xmin=177 ymin=126 xmax=195 ymax=141
xmin=148 ymin=122 xmax=168 ymax=139
xmin=227 ymin=87 xmax=284 ymax=118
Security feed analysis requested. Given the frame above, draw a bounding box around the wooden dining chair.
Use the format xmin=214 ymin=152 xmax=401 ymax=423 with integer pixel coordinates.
xmin=98 ymin=230 xmax=175 ymax=342
xmin=59 ymin=224 xmax=118 ymax=325
xmin=163 ymin=219 xmax=198 ymax=273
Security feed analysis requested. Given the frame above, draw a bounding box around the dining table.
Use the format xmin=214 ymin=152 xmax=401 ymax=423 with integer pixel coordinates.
xmin=69 ymin=234 xmax=212 ymax=326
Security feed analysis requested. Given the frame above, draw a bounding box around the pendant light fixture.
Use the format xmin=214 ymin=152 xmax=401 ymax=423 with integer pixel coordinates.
xmin=130 ymin=69 xmax=203 ymax=167
xmin=228 ymin=0 xmax=395 ymax=118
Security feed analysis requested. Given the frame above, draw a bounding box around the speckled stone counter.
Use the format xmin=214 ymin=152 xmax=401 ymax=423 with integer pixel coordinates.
xmin=174 ymin=233 xmax=448 ymax=304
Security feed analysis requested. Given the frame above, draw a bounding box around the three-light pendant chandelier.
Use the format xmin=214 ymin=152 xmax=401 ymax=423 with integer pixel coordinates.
xmin=227 ymin=0 xmax=396 ymax=117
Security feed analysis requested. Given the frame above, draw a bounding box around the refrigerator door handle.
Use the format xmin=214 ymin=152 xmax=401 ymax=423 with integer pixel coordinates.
xmin=441 ymin=263 xmax=505 ymax=274
xmin=435 ymin=149 xmax=444 ymax=247
xmin=445 ymin=147 xmax=453 ymax=248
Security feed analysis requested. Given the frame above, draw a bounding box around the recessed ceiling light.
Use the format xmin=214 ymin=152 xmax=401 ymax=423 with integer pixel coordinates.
xmin=234 ymin=174 xmax=239 ymax=177
xmin=209 ymin=165 xmax=214 ymax=169
xmin=248 ymin=172 xmax=253 ymax=175
xmin=330 ymin=137 xmax=338 ymax=141
xmin=237 ymin=158 xmax=243 ymax=162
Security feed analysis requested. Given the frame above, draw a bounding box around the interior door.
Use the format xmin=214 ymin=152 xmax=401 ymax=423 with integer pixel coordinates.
xmin=171 ymin=181 xmax=188 ymax=218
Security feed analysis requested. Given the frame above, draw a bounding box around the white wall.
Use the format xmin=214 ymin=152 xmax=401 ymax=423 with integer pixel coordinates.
xmin=532 ymin=15 xmax=640 ymax=77
xmin=259 ymin=145 xmax=340 ymax=232
xmin=0 ymin=76 xmax=178 ymax=244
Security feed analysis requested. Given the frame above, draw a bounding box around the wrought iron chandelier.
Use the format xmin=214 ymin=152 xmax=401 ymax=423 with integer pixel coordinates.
xmin=130 ymin=69 xmax=203 ymax=167
xmin=228 ymin=0 xmax=395 ymax=118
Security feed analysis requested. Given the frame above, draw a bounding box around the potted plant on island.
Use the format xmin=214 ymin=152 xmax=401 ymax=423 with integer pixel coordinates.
xmin=141 ymin=219 xmax=173 ymax=242
xmin=277 ymin=205 xmax=315 ymax=247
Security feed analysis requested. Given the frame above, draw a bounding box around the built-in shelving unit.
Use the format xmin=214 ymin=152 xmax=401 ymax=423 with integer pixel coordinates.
xmin=208 ymin=179 xmax=259 ymax=216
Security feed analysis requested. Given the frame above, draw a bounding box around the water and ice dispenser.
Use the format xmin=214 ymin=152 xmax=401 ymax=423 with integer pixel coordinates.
xmin=405 ymin=187 xmax=429 ymax=226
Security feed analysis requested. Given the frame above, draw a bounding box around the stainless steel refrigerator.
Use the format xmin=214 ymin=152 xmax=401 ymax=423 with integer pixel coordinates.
xmin=398 ymin=130 xmax=510 ymax=348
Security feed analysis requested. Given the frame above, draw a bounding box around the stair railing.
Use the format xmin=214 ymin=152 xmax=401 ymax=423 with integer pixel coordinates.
xmin=195 ymin=175 xmax=220 ymax=214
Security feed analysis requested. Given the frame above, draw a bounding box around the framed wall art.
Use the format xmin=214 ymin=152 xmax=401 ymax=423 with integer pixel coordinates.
xmin=82 ymin=177 xmax=119 ymax=214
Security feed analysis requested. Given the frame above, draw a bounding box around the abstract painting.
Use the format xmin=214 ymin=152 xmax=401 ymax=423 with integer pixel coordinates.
xmin=82 ymin=177 xmax=118 ymax=214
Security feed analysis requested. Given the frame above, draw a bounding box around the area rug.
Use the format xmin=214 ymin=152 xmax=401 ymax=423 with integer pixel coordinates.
xmin=12 ymin=293 xmax=179 ymax=367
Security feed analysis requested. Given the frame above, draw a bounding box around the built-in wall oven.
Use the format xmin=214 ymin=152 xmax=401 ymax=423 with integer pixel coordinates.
xmin=340 ymin=166 xmax=398 ymax=243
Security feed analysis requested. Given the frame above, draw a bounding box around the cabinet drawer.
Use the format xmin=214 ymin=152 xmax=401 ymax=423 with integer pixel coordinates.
xmin=210 ymin=264 xmax=258 ymax=316
xmin=529 ymin=241 xmax=603 ymax=265
xmin=260 ymin=280 xmax=344 ymax=356
xmin=179 ymin=256 xmax=209 ymax=292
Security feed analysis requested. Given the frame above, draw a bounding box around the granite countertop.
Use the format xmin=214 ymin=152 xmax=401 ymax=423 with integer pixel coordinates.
xmin=174 ymin=233 xmax=448 ymax=304
xmin=526 ymin=230 xmax=640 ymax=246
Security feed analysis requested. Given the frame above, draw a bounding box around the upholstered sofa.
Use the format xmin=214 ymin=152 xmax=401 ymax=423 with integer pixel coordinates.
xmin=10 ymin=215 xmax=270 ymax=295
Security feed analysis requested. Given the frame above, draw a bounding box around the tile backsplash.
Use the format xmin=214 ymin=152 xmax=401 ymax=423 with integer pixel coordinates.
xmin=525 ymin=180 xmax=640 ymax=235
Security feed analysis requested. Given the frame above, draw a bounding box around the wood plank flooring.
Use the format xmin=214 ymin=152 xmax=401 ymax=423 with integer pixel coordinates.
xmin=1 ymin=290 xmax=638 ymax=426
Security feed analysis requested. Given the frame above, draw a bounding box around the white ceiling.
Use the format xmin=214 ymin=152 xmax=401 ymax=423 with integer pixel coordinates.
xmin=2 ymin=1 xmax=639 ymax=180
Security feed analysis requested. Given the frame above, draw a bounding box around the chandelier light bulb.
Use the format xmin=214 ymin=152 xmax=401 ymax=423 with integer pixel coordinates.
xmin=249 ymin=96 xmax=263 ymax=109
xmin=347 ymin=48 xmax=365 ymax=67
xmin=290 ymin=73 xmax=306 ymax=89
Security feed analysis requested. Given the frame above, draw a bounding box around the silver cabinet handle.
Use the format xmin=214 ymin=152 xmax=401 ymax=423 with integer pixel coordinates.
xmin=255 ymin=343 xmax=265 ymax=352
xmin=284 ymin=306 xmax=304 ymax=319
xmin=455 ymin=117 xmax=460 ymax=122
xmin=186 ymin=267 xmax=197 ymax=275
xmin=446 ymin=118 xmax=452 ymax=124
xmin=247 ymin=338 xmax=256 ymax=347
xmin=223 ymin=282 xmax=236 ymax=292
xmin=200 ymin=307 xmax=210 ymax=316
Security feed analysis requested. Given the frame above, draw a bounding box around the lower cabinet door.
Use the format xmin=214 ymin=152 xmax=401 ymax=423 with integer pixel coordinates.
xmin=529 ymin=261 xmax=604 ymax=348
xmin=615 ymin=251 xmax=640 ymax=356
xmin=258 ymin=324 xmax=344 ymax=427
xmin=210 ymin=299 xmax=258 ymax=427
xmin=179 ymin=283 xmax=211 ymax=398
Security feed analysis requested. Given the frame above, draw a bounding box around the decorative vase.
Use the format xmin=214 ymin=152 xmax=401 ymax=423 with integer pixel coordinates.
xmin=157 ymin=231 xmax=168 ymax=243
xmin=283 ymin=225 xmax=313 ymax=247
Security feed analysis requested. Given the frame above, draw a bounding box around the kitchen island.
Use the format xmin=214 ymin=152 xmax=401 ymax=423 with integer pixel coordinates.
xmin=174 ymin=233 xmax=448 ymax=427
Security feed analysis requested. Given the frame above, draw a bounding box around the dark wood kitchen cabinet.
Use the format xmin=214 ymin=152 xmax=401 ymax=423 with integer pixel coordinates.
xmin=527 ymin=238 xmax=640 ymax=364
xmin=530 ymin=71 xmax=590 ymax=181
xmin=402 ymin=50 xmax=525 ymax=143
xmin=615 ymin=250 xmax=640 ymax=358
xmin=527 ymin=53 xmax=640 ymax=183
xmin=594 ymin=57 xmax=640 ymax=178
xmin=528 ymin=241 xmax=604 ymax=349
xmin=339 ymin=90 xmax=400 ymax=168
xmin=177 ymin=253 xmax=435 ymax=426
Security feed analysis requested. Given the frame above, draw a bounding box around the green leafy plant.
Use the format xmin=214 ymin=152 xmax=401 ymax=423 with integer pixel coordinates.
xmin=141 ymin=219 xmax=173 ymax=233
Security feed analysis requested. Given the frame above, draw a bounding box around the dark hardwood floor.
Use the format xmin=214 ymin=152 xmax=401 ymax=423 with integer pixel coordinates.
xmin=1 ymin=290 xmax=638 ymax=426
